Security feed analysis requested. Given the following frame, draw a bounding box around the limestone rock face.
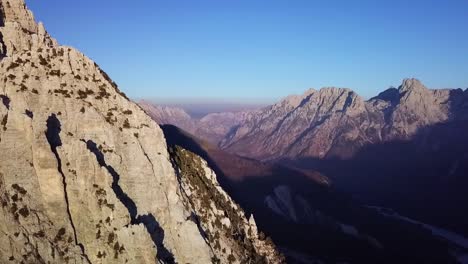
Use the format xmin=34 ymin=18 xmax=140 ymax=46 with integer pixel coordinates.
xmin=0 ymin=1 xmax=281 ymax=263
xmin=220 ymin=79 xmax=468 ymax=160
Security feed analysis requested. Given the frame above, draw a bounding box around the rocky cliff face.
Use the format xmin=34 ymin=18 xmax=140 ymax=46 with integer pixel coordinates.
xmin=0 ymin=1 xmax=282 ymax=263
xmin=220 ymin=78 xmax=468 ymax=160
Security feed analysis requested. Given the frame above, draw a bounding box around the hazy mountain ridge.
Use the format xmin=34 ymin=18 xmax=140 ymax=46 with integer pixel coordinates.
xmin=0 ymin=1 xmax=283 ymax=263
xmin=220 ymin=78 xmax=468 ymax=160
xmin=139 ymin=100 xmax=251 ymax=145
xmin=144 ymin=79 xmax=468 ymax=161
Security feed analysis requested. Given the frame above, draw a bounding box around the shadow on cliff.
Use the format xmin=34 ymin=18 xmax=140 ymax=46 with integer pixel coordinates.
xmin=83 ymin=139 xmax=175 ymax=263
xmin=46 ymin=114 xmax=91 ymax=262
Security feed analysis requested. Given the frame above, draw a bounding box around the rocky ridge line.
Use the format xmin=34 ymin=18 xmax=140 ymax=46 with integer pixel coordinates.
xmin=220 ymin=78 xmax=468 ymax=160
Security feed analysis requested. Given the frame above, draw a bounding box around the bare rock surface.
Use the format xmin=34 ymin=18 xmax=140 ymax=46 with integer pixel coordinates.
xmin=0 ymin=1 xmax=282 ymax=263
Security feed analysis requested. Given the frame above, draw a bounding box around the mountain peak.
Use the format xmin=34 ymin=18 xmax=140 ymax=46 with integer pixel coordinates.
xmin=1 ymin=0 xmax=34 ymax=26
xmin=0 ymin=0 xmax=56 ymax=57
xmin=303 ymin=87 xmax=316 ymax=96
xmin=318 ymin=86 xmax=353 ymax=95
xmin=399 ymin=78 xmax=427 ymax=93
xmin=279 ymin=88 xmax=315 ymax=108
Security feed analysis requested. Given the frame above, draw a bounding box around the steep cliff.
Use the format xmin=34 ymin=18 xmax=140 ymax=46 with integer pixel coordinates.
xmin=0 ymin=1 xmax=282 ymax=263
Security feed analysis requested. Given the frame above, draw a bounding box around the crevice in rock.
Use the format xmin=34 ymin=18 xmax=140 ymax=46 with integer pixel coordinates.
xmin=0 ymin=94 xmax=10 ymax=109
xmin=188 ymin=212 xmax=209 ymax=241
xmin=0 ymin=5 xmax=7 ymax=59
xmin=1 ymin=113 xmax=7 ymax=131
xmin=342 ymin=91 xmax=355 ymax=113
xmin=0 ymin=4 xmax=5 ymax=27
xmin=135 ymin=139 xmax=156 ymax=176
xmin=82 ymin=139 xmax=175 ymax=263
xmin=0 ymin=31 xmax=6 ymax=59
xmin=66 ymin=49 xmax=74 ymax=75
xmin=328 ymin=89 xmax=349 ymax=113
xmin=25 ymin=109 xmax=33 ymax=119
xmin=1 ymin=95 xmax=10 ymax=140
xmin=45 ymin=114 xmax=91 ymax=264
xmin=134 ymin=139 xmax=175 ymax=232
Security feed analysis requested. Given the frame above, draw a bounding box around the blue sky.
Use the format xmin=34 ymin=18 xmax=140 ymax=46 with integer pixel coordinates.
xmin=27 ymin=0 xmax=468 ymax=102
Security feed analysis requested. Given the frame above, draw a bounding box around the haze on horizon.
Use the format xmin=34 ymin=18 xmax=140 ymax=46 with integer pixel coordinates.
xmin=27 ymin=0 xmax=468 ymax=101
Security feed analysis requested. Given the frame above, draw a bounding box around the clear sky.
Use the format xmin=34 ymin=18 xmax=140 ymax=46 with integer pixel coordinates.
xmin=27 ymin=0 xmax=468 ymax=101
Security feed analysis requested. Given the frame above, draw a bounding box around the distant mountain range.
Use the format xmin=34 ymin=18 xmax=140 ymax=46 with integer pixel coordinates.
xmin=141 ymin=79 xmax=468 ymax=161
xmin=220 ymin=78 xmax=468 ymax=160
xmin=140 ymin=100 xmax=251 ymax=145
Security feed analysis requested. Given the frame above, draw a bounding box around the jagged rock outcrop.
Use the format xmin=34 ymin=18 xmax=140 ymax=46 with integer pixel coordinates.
xmin=0 ymin=1 xmax=282 ymax=263
xmin=220 ymin=78 xmax=468 ymax=160
xmin=139 ymin=100 xmax=250 ymax=145
xmin=169 ymin=147 xmax=285 ymax=264
xmin=0 ymin=0 xmax=56 ymax=58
